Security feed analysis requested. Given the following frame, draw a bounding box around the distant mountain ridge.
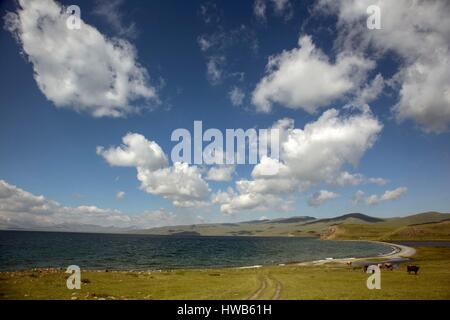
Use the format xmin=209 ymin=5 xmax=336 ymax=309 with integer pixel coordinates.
xmin=270 ymin=216 xmax=316 ymax=224
xmin=0 ymin=222 xmax=132 ymax=234
xmin=1 ymin=212 xmax=449 ymax=241
xmin=303 ymin=213 xmax=384 ymax=225
xmin=130 ymin=211 xmax=450 ymax=240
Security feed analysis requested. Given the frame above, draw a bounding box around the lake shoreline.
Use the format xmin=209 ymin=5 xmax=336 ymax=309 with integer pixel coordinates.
xmin=292 ymin=240 xmax=416 ymax=266
xmin=0 ymin=239 xmax=415 ymax=273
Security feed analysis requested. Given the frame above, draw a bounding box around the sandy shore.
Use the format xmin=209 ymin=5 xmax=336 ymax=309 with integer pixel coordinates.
xmin=294 ymin=240 xmax=416 ymax=266
xmin=370 ymin=240 xmax=416 ymax=259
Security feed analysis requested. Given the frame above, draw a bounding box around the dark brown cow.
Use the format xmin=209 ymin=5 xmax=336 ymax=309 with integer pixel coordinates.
xmin=382 ymin=263 xmax=394 ymax=270
xmin=407 ymin=265 xmax=420 ymax=275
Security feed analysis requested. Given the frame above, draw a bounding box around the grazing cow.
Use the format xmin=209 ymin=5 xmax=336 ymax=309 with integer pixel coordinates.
xmin=407 ymin=265 xmax=420 ymax=275
xmin=383 ymin=263 xmax=394 ymax=271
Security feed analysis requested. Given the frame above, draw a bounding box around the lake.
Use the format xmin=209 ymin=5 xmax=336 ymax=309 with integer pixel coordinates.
xmin=0 ymin=230 xmax=393 ymax=271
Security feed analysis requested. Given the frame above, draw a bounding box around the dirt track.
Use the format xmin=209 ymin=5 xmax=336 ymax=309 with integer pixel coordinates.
xmin=246 ymin=274 xmax=283 ymax=300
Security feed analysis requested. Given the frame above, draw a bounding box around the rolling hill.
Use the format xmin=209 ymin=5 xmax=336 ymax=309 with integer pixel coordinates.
xmin=133 ymin=211 xmax=450 ymax=240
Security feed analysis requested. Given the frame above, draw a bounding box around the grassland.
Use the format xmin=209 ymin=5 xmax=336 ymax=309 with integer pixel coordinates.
xmin=1 ymin=246 xmax=449 ymax=300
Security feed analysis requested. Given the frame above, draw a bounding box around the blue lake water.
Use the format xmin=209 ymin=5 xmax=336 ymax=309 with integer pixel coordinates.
xmin=0 ymin=231 xmax=393 ymax=271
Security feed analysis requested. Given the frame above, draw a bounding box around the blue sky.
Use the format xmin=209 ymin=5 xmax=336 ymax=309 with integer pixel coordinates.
xmin=0 ymin=0 xmax=449 ymax=229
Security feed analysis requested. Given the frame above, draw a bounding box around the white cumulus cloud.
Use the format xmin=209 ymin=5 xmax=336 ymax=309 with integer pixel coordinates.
xmin=366 ymin=187 xmax=408 ymax=205
xmin=318 ymin=0 xmax=450 ymax=133
xmin=4 ymin=0 xmax=158 ymax=117
xmin=98 ymin=133 xmax=210 ymax=208
xmin=96 ymin=133 xmax=168 ymax=171
xmin=252 ymin=35 xmax=374 ymax=113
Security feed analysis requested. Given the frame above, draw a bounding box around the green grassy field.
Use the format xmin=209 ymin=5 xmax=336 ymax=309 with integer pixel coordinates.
xmin=1 ymin=247 xmax=449 ymax=300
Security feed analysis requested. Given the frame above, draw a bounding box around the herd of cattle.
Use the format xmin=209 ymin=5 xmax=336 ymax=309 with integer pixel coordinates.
xmin=349 ymin=262 xmax=420 ymax=274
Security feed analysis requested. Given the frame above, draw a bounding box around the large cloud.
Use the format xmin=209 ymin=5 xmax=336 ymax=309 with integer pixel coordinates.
xmin=97 ymin=133 xmax=210 ymax=208
xmin=393 ymin=52 xmax=450 ymax=133
xmin=214 ymin=107 xmax=383 ymax=213
xmin=318 ymin=0 xmax=450 ymax=133
xmin=0 ymin=180 xmax=175 ymax=228
xmin=252 ymin=35 xmax=374 ymax=113
xmin=4 ymin=0 xmax=157 ymax=117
